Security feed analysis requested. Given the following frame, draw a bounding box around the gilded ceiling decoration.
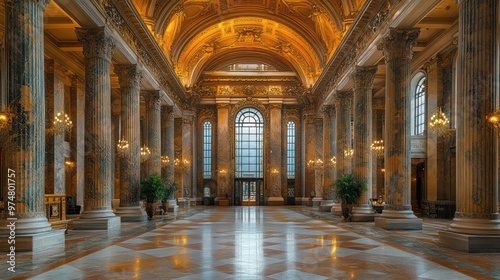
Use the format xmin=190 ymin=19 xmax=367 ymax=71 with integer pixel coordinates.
xmin=132 ymin=0 xmax=351 ymax=87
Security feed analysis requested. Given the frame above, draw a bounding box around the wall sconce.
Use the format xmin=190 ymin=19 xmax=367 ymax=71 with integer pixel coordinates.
xmin=381 ymin=168 xmax=385 ymax=173
xmin=486 ymin=109 xmax=500 ymax=136
xmin=140 ymin=145 xmax=150 ymax=162
xmin=429 ymin=107 xmax=450 ymax=137
xmin=370 ymin=140 xmax=384 ymax=158
xmin=65 ymin=160 xmax=75 ymax=171
xmin=116 ymin=136 xmax=129 ymax=157
xmin=53 ymin=111 xmax=73 ymax=134
xmin=161 ymin=155 xmax=170 ymax=166
xmin=330 ymin=156 xmax=337 ymax=165
xmin=0 ymin=112 xmax=9 ymax=129
xmin=271 ymin=168 xmax=279 ymax=174
xmin=219 ymin=169 xmax=228 ymax=175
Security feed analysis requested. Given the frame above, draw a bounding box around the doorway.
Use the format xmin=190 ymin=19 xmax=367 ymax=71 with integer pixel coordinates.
xmin=234 ymin=179 xmax=264 ymax=206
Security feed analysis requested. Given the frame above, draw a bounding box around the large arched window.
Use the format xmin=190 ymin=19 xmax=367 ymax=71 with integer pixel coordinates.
xmin=235 ymin=108 xmax=264 ymax=178
xmin=203 ymin=121 xmax=212 ymax=179
xmin=413 ymin=76 xmax=426 ymax=135
xmin=286 ymin=121 xmax=296 ymax=179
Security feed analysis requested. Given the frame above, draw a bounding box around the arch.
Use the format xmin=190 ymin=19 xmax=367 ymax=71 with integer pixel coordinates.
xmin=410 ymin=72 xmax=426 ymax=136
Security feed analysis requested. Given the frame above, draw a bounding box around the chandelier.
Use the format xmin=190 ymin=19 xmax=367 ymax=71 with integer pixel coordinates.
xmin=140 ymin=145 xmax=150 ymax=162
xmin=161 ymin=155 xmax=170 ymax=166
xmin=116 ymin=137 xmax=129 ymax=157
xmin=53 ymin=112 xmax=73 ymax=134
xmin=370 ymin=140 xmax=384 ymax=157
xmin=429 ymin=107 xmax=450 ymax=136
xmin=0 ymin=112 xmax=9 ymax=129
xmin=307 ymin=158 xmax=323 ymax=169
xmin=486 ymin=109 xmax=500 ymax=135
xmin=343 ymin=149 xmax=354 ymax=157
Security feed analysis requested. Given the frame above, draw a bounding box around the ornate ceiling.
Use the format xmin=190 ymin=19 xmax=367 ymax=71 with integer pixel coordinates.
xmin=131 ymin=0 xmax=365 ymax=87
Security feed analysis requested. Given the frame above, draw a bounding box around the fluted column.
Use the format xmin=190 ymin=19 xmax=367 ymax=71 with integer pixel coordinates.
xmin=181 ymin=114 xmax=195 ymax=203
xmin=44 ymin=60 xmax=67 ymax=195
xmin=74 ymin=27 xmax=119 ymax=227
xmin=375 ymin=28 xmax=422 ymax=230
xmin=113 ymin=64 xmax=146 ymax=222
xmin=146 ymin=91 xmax=161 ymax=176
xmin=0 ymin=0 xmax=65 ymax=251
xmin=319 ymin=106 xmax=335 ymax=212
xmin=2 ymin=0 xmax=51 ymax=228
xmin=351 ymin=66 xmax=378 ymax=222
xmin=439 ymin=0 xmax=500 ymax=251
xmin=69 ymin=75 xmax=85 ymax=209
xmin=269 ymin=103 xmax=284 ymax=205
xmin=216 ymin=102 xmax=230 ymax=202
xmin=161 ymin=106 xmax=175 ymax=183
xmin=161 ymin=105 xmax=178 ymax=213
xmin=303 ymin=112 xmax=316 ymax=205
xmin=334 ymin=91 xmax=353 ymax=176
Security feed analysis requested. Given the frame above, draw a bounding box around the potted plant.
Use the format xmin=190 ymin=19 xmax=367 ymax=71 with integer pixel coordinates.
xmin=333 ymin=174 xmax=367 ymax=219
xmin=161 ymin=180 xmax=178 ymax=212
xmin=141 ymin=173 xmax=165 ymax=219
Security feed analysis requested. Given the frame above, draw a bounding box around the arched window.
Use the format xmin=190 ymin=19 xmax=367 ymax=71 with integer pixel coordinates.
xmin=287 ymin=121 xmax=296 ymax=179
xmin=203 ymin=121 xmax=212 ymax=179
xmin=235 ymin=108 xmax=264 ymax=178
xmin=413 ymin=76 xmax=426 ymax=135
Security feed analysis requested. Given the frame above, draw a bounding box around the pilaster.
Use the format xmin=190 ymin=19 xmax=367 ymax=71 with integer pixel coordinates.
xmin=375 ymin=28 xmax=422 ymax=230
xmin=320 ymin=105 xmax=336 ymax=212
xmin=216 ymin=102 xmax=231 ymax=201
xmin=146 ymin=91 xmax=162 ymax=176
xmin=269 ymin=103 xmax=284 ymax=205
xmin=69 ymin=75 xmax=85 ymax=210
xmin=334 ymin=91 xmax=353 ymax=176
xmin=161 ymin=105 xmax=177 ymax=213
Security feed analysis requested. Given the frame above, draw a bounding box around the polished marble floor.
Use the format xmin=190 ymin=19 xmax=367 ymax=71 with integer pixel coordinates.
xmin=3 ymin=207 xmax=499 ymax=279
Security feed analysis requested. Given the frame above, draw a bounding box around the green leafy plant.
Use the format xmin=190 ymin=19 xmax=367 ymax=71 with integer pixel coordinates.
xmin=333 ymin=174 xmax=367 ymax=205
xmin=162 ymin=180 xmax=178 ymax=201
xmin=141 ymin=173 xmax=166 ymax=203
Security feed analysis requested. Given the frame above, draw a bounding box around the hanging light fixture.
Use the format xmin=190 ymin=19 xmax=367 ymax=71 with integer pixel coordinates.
xmin=486 ymin=109 xmax=500 ymax=135
xmin=53 ymin=111 xmax=73 ymax=134
xmin=370 ymin=140 xmax=384 ymax=158
xmin=429 ymin=107 xmax=450 ymax=137
xmin=161 ymin=155 xmax=170 ymax=167
xmin=140 ymin=144 xmax=150 ymax=162
xmin=116 ymin=136 xmax=129 ymax=157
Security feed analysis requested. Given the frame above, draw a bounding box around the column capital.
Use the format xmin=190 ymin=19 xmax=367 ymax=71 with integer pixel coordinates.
xmin=351 ymin=65 xmax=378 ymax=91
xmin=333 ymin=91 xmax=353 ymax=108
xmin=161 ymin=105 xmax=174 ymax=114
xmin=6 ymin=0 xmax=51 ymax=9
xmin=378 ymin=28 xmax=420 ymax=63
xmin=76 ymin=27 xmax=115 ymax=62
xmin=146 ymin=90 xmax=161 ymax=111
xmin=322 ymin=105 xmax=336 ymax=116
xmin=114 ymin=64 xmax=142 ymax=90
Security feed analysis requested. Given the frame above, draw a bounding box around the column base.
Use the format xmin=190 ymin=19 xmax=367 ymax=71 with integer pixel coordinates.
xmin=439 ymin=231 xmax=500 ymax=253
xmin=375 ymin=217 xmax=423 ymax=230
xmin=79 ymin=209 xmax=116 ymax=219
xmin=72 ymin=216 xmax=121 ymax=230
xmin=115 ymin=207 xmax=147 ymax=222
xmin=302 ymin=197 xmax=311 ymax=206
xmin=268 ymin=197 xmax=284 ymax=206
xmin=295 ymin=197 xmax=303 ymax=205
xmin=318 ymin=200 xmax=334 ymax=212
xmin=351 ymin=204 xmax=378 ymax=222
xmin=330 ymin=204 xmax=343 ymax=216
xmin=1 ymin=229 xmax=65 ymax=252
xmin=311 ymin=197 xmax=322 ymax=207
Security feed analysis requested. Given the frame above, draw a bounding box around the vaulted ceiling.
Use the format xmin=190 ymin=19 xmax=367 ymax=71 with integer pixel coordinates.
xmin=131 ymin=0 xmax=366 ymax=87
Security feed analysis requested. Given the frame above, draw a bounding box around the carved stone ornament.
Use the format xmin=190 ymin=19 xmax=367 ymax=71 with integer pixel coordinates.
xmin=102 ymin=0 xmax=124 ymax=26
xmin=76 ymin=27 xmax=115 ymax=62
xmin=114 ymin=64 xmax=142 ymax=89
xmin=378 ymin=28 xmax=420 ymax=63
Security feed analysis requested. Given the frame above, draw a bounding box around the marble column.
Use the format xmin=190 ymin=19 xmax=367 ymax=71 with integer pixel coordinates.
xmin=312 ymin=118 xmax=324 ymax=207
xmin=216 ymin=102 xmax=230 ymax=204
xmin=146 ymin=91 xmax=161 ymax=177
xmin=439 ymin=0 xmax=500 ymax=252
xmin=44 ymin=60 xmax=68 ymax=195
xmin=73 ymin=27 xmax=120 ymax=230
xmin=303 ymin=112 xmax=316 ymax=206
xmin=0 ymin=0 xmax=65 ymax=252
xmin=113 ymin=64 xmax=146 ymax=222
xmin=372 ymin=100 xmax=385 ymax=200
xmin=334 ymin=91 xmax=353 ymax=176
xmin=161 ymin=105 xmax=178 ymax=213
xmin=425 ymin=58 xmax=439 ymax=202
xmin=375 ymin=28 xmax=422 ymax=230
xmin=69 ymin=75 xmax=85 ymax=210
xmin=320 ymin=105 xmax=336 ymax=212
xmin=269 ymin=103 xmax=284 ymax=205
xmin=351 ymin=66 xmax=378 ymax=222
xmin=181 ymin=114 xmax=195 ymax=205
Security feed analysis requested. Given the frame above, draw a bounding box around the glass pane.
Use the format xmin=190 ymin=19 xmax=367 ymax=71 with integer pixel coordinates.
xmin=235 ymin=108 xmax=264 ymax=178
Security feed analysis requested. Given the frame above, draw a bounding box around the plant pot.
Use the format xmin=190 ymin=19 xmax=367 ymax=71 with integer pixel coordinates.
xmin=146 ymin=202 xmax=157 ymax=219
xmin=161 ymin=201 xmax=169 ymax=213
xmin=341 ymin=204 xmax=353 ymax=219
